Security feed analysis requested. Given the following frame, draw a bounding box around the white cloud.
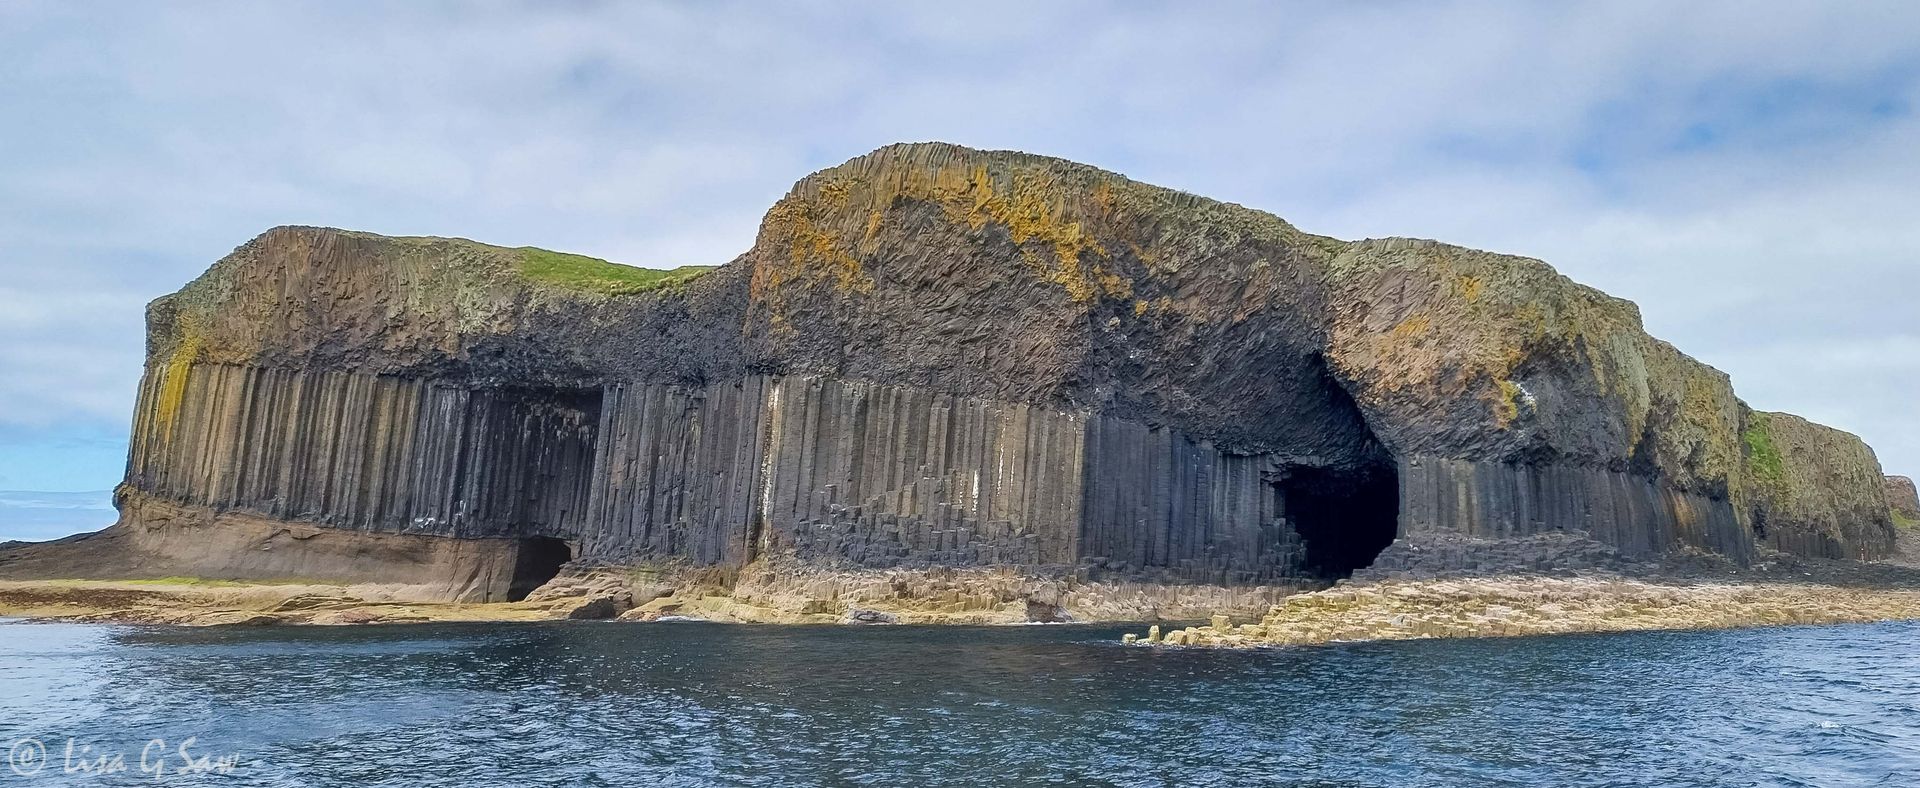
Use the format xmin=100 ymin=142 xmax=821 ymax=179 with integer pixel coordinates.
xmin=0 ymin=0 xmax=1916 ymax=480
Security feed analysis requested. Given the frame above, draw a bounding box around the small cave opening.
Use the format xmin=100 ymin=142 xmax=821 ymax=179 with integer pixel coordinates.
xmin=508 ymin=536 xmax=573 ymax=601
xmin=1282 ymin=465 xmax=1400 ymax=580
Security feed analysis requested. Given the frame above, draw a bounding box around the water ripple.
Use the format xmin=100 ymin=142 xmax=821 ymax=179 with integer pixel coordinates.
xmin=2 ymin=618 xmax=1917 ymax=786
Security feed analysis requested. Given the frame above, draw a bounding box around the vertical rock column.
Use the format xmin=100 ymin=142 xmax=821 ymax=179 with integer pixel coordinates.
xmin=757 ymin=377 xmax=1088 ymax=567
xmin=1394 ymin=456 xmax=1752 ymax=566
xmin=125 ymin=362 xmax=599 ymax=539
xmin=579 ymin=376 xmax=1097 ymax=569
xmin=1077 ymin=417 xmax=1307 ymax=582
xmin=578 ymin=378 xmax=775 ymax=564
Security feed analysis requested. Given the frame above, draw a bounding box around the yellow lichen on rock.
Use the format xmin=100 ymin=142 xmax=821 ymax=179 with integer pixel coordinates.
xmin=936 ymin=163 xmax=1130 ymax=302
xmin=758 ymin=197 xmax=876 ymax=296
xmin=1322 ymin=234 xmax=1757 ymax=502
xmin=1494 ymin=379 xmax=1523 ymax=428
xmin=786 ymin=153 xmax=1135 ymax=304
xmin=153 ymin=328 xmax=205 ymax=441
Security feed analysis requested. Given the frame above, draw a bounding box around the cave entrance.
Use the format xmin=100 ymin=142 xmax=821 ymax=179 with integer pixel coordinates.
xmin=1270 ymin=354 xmax=1402 ymax=580
xmin=508 ymin=536 xmax=572 ymax=601
xmin=1282 ymin=464 xmax=1400 ymax=580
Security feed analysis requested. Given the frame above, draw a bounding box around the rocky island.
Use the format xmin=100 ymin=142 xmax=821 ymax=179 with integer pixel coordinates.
xmin=4 ymin=142 xmax=1916 ymax=636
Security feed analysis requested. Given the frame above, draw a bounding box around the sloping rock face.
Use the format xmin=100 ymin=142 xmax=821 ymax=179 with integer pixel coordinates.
xmin=86 ymin=142 xmax=1899 ymax=600
xmin=1884 ymin=476 xmax=1918 ymax=526
xmin=1737 ymin=412 xmax=1896 ymax=560
xmin=1327 ymin=240 xmax=1759 ymax=571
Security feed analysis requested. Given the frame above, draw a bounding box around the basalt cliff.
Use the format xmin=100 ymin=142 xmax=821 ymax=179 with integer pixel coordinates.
xmin=7 ymin=143 xmax=1908 ymax=613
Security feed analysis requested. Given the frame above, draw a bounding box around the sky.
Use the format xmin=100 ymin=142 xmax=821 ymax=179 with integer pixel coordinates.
xmin=1 ymin=1 xmax=1916 ymax=538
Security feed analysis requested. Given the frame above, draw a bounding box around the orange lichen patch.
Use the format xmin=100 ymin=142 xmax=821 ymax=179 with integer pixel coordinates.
xmin=1124 ymin=238 xmax=1163 ymax=271
xmin=1389 ymin=314 xmax=1432 ymax=342
xmin=949 ymin=165 xmax=1127 ymax=303
xmin=756 ymin=198 xmax=875 ymax=297
xmin=861 ymin=205 xmax=886 ymax=249
xmin=815 ymin=177 xmax=853 ymax=208
xmin=800 ymin=158 xmax=1133 ymax=304
xmin=1089 ymin=179 xmax=1118 ymax=217
xmin=1456 ymin=274 xmax=1484 ymax=301
xmin=1090 ymin=267 xmax=1133 ymax=303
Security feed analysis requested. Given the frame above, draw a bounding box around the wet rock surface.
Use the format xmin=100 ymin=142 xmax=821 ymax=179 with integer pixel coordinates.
xmin=845 ymin=608 xmax=898 ymax=624
xmin=562 ymin=596 xmax=627 ymax=620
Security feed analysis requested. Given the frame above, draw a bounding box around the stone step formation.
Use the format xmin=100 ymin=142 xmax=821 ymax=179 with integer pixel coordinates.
xmin=71 ymin=142 xmax=1908 ymax=601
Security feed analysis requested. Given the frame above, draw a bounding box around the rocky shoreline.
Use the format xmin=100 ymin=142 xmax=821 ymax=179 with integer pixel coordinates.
xmin=0 ymin=562 xmax=1315 ymax=627
xmin=0 ymin=579 xmax=555 ymax=626
xmin=11 ymin=551 xmax=1920 ymax=645
xmin=1128 ymin=574 xmax=1920 ymax=647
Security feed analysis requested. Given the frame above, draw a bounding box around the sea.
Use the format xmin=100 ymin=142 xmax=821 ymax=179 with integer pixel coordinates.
xmin=2 ymin=618 xmax=1916 ymax=787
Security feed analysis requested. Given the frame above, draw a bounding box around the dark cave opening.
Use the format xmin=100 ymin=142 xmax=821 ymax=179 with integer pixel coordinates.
xmin=1281 ymin=465 xmax=1400 ymax=581
xmin=1269 ymin=354 xmax=1401 ymax=580
xmin=508 ymin=536 xmax=573 ymax=601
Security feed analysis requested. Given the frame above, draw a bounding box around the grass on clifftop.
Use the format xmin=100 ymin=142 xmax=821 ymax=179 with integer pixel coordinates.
xmin=517 ymin=247 xmax=713 ymax=296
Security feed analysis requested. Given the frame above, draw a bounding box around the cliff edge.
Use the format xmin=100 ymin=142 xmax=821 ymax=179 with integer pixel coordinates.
xmin=4 ymin=142 xmax=1901 ymax=607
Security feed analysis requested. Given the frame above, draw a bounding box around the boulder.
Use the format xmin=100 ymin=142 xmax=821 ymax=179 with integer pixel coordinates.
xmin=845 ymin=608 xmax=899 ymax=624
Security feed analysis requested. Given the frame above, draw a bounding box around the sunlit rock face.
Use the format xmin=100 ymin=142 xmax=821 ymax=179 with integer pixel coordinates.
xmin=103 ymin=143 xmax=1900 ymax=599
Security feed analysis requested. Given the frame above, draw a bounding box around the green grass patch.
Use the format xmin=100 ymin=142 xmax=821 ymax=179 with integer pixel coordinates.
xmin=517 ymin=247 xmax=713 ymax=296
xmin=1894 ymin=510 xmax=1919 ymax=530
xmin=1743 ymin=414 xmax=1785 ymax=485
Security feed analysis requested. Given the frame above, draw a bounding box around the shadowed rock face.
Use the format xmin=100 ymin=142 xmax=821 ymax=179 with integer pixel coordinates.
xmin=76 ymin=142 xmax=1901 ymax=599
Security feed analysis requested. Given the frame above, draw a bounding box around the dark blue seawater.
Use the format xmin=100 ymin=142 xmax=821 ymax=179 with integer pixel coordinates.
xmin=2 ymin=618 xmax=1917 ymax=787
